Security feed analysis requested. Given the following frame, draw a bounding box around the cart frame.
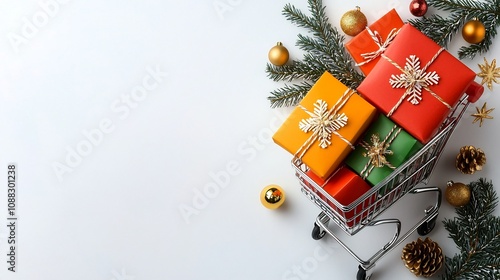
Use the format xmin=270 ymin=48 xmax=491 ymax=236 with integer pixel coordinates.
xmin=292 ymin=91 xmax=479 ymax=279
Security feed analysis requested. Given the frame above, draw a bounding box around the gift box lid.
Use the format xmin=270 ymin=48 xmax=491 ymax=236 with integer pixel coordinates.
xmin=345 ymin=114 xmax=423 ymax=186
xmin=273 ymin=72 xmax=377 ymax=179
xmin=357 ymin=24 xmax=476 ymax=143
xmin=307 ymin=167 xmax=371 ymax=206
xmin=345 ymin=9 xmax=404 ymax=75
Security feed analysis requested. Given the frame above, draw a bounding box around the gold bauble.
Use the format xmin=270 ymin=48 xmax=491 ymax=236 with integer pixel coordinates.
xmin=445 ymin=181 xmax=471 ymax=207
xmin=260 ymin=185 xmax=285 ymax=209
xmin=268 ymin=42 xmax=289 ymax=66
xmin=340 ymin=7 xmax=367 ymax=36
xmin=462 ymin=19 xmax=486 ymax=44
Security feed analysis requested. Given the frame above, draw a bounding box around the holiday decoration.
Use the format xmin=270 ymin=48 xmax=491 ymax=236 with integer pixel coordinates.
xmin=477 ymin=57 xmax=500 ymax=90
xmin=409 ymin=0 xmax=500 ymax=59
xmin=402 ymin=237 xmax=443 ymax=277
xmin=357 ymin=24 xmax=476 ymax=143
xmin=462 ymin=19 xmax=486 ymax=44
xmin=340 ymin=7 xmax=367 ymax=37
xmin=455 ymin=145 xmax=486 ymax=174
xmin=266 ymin=0 xmax=364 ymax=108
xmin=471 ymin=102 xmax=494 ymax=127
xmin=268 ymin=42 xmax=290 ymax=66
xmin=272 ymin=72 xmax=377 ymax=179
xmin=304 ymin=167 xmax=374 ymax=227
xmin=445 ymin=181 xmax=471 ymax=207
xmin=442 ymin=178 xmax=500 ymax=279
xmin=260 ymin=185 xmax=286 ymax=209
xmin=345 ymin=9 xmax=404 ymax=75
xmin=345 ymin=115 xmax=422 ymax=187
xmin=409 ymin=0 xmax=428 ymax=17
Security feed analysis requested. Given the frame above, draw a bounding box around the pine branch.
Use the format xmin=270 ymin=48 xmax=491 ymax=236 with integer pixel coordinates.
xmin=267 ymin=82 xmax=313 ymax=108
xmin=408 ymin=13 xmax=467 ymax=48
xmin=430 ymin=0 xmax=500 ymax=13
xmin=410 ymin=0 xmax=500 ymax=59
xmin=265 ymin=0 xmax=363 ymax=108
xmin=442 ymin=178 xmax=500 ymax=280
xmin=266 ymin=61 xmax=323 ymax=82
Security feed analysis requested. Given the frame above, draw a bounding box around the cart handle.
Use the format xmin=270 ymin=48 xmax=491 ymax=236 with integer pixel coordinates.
xmin=365 ymin=219 xmax=401 ymax=250
xmin=466 ymin=81 xmax=484 ymax=103
xmin=357 ymin=218 xmax=402 ymax=269
xmin=315 ymin=213 xmax=402 ymax=269
xmin=409 ymin=186 xmax=442 ymax=215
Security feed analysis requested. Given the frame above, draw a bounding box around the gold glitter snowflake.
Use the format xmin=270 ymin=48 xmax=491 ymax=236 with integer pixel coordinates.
xmin=477 ymin=57 xmax=500 ymax=91
xmin=471 ymin=102 xmax=494 ymax=127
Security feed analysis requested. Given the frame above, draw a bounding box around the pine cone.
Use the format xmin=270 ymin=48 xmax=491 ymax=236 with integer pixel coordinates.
xmin=402 ymin=237 xmax=443 ymax=277
xmin=455 ymin=145 xmax=486 ymax=174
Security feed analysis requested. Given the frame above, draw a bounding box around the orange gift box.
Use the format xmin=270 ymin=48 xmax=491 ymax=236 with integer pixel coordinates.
xmin=357 ymin=24 xmax=476 ymax=143
xmin=305 ymin=167 xmax=375 ymax=227
xmin=273 ymin=72 xmax=377 ymax=179
xmin=345 ymin=9 xmax=404 ymax=76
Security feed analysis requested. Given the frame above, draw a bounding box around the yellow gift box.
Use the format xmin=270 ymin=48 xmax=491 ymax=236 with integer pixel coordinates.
xmin=273 ymin=72 xmax=377 ymax=179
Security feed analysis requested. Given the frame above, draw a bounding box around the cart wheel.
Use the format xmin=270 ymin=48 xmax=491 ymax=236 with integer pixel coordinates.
xmin=417 ymin=217 xmax=437 ymax=236
xmin=356 ymin=266 xmax=367 ymax=280
xmin=312 ymin=223 xmax=326 ymax=240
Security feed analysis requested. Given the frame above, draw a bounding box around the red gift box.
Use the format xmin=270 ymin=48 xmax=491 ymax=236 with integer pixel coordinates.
xmin=306 ymin=167 xmax=375 ymax=227
xmin=357 ymin=24 xmax=476 ymax=143
xmin=345 ymin=9 xmax=404 ymax=75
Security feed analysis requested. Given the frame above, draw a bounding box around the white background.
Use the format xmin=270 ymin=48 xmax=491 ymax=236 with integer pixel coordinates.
xmin=0 ymin=0 xmax=499 ymax=279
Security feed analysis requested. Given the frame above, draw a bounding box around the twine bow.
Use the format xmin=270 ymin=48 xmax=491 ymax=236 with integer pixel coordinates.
xmin=381 ymin=48 xmax=452 ymax=117
xmin=295 ymin=89 xmax=355 ymax=160
xmin=356 ymin=27 xmax=400 ymax=67
xmin=359 ymin=126 xmax=402 ymax=179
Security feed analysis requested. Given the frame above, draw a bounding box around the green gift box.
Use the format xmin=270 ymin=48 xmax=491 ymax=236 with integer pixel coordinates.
xmin=345 ymin=114 xmax=422 ymax=187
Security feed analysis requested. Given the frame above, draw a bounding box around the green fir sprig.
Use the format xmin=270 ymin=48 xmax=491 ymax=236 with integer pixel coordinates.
xmin=265 ymin=0 xmax=363 ymax=108
xmin=409 ymin=0 xmax=500 ymax=60
xmin=442 ymin=178 xmax=500 ymax=280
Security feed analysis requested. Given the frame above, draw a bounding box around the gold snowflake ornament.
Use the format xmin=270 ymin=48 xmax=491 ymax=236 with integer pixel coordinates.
xmin=471 ymin=102 xmax=494 ymax=127
xmin=477 ymin=57 xmax=500 ymax=91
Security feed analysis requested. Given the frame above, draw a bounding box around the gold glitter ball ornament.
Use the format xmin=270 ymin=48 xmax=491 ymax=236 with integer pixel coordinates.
xmin=260 ymin=185 xmax=285 ymax=209
xmin=462 ymin=19 xmax=486 ymax=44
xmin=445 ymin=181 xmax=471 ymax=207
xmin=268 ymin=42 xmax=289 ymax=66
xmin=340 ymin=7 xmax=367 ymax=36
xmin=402 ymin=237 xmax=444 ymax=277
xmin=455 ymin=145 xmax=486 ymax=175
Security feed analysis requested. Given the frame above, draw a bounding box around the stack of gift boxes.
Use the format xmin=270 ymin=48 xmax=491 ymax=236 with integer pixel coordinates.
xmin=272 ymin=10 xmax=480 ymax=226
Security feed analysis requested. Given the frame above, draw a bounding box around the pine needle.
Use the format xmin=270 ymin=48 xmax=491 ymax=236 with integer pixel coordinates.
xmin=409 ymin=0 xmax=500 ymax=59
xmin=265 ymin=0 xmax=364 ymax=108
xmin=442 ymin=178 xmax=500 ymax=280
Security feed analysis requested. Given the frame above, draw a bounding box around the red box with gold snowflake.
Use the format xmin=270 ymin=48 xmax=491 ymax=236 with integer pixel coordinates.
xmin=345 ymin=9 xmax=404 ymax=75
xmin=357 ymin=24 xmax=477 ymax=143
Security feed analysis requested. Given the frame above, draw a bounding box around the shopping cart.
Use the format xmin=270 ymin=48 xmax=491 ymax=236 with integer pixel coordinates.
xmin=292 ymin=82 xmax=484 ymax=280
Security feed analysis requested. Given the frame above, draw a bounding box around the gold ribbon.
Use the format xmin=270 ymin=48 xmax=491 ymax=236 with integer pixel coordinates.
xmin=295 ymin=89 xmax=356 ymax=160
xmin=356 ymin=27 xmax=400 ymax=67
xmin=359 ymin=125 xmax=402 ymax=179
xmin=381 ymin=48 xmax=452 ymax=117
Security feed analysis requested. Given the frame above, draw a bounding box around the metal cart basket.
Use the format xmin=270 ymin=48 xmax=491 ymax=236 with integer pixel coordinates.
xmin=292 ymin=84 xmax=483 ymax=280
